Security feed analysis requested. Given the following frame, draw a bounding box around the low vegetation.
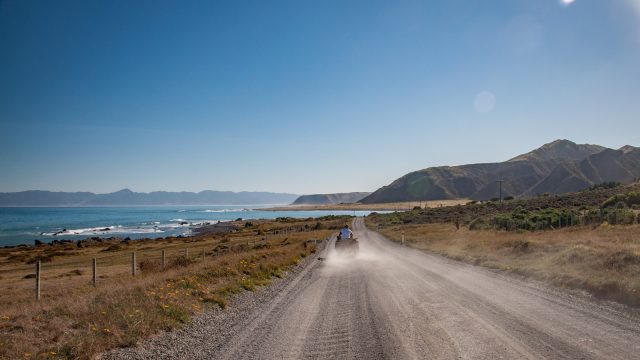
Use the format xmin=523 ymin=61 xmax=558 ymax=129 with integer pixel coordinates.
xmin=367 ymin=182 xmax=640 ymax=307
xmin=0 ymin=216 xmax=348 ymax=359
xmin=369 ymin=182 xmax=640 ymax=230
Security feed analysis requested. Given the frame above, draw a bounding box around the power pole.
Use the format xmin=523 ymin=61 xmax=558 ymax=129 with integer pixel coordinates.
xmin=496 ymin=180 xmax=504 ymax=203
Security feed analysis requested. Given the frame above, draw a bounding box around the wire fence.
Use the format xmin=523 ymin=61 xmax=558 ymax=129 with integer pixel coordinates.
xmin=1 ymin=224 xmax=333 ymax=301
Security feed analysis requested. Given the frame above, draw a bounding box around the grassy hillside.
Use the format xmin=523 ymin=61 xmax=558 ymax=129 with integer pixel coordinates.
xmin=361 ymin=140 xmax=640 ymax=203
xmin=292 ymin=192 xmax=371 ymax=205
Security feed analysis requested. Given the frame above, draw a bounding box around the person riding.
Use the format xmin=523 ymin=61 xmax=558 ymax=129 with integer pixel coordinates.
xmin=339 ymin=224 xmax=353 ymax=240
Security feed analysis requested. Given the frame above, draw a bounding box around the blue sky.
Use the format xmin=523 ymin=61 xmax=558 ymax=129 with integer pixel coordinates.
xmin=1 ymin=0 xmax=639 ymax=194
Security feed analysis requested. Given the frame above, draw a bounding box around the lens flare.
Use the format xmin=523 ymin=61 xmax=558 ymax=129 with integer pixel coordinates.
xmin=474 ymin=91 xmax=496 ymax=113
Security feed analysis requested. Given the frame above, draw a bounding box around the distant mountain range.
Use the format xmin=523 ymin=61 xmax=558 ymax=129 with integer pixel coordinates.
xmin=5 ymin=140 xmax=639 ymax=206
xmin=361 ymin=140 xmax=640 ymax=203
xmin=0 ymin=189 xmax=299 ymax=206
xmin=292 ymin=192 xmax=371 ymax=205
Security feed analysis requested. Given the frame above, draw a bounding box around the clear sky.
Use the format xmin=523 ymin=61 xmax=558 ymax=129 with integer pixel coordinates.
xmin=1 ymin=0 xmax=639 ymax=194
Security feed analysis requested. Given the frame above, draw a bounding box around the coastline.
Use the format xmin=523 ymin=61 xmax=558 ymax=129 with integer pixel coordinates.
xmin=0 ymin=206 xmax=374 ymax=247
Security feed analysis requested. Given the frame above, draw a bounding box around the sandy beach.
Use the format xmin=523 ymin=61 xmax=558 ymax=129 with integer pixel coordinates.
xmin=262 ymin=199 xmax=468 ymax=211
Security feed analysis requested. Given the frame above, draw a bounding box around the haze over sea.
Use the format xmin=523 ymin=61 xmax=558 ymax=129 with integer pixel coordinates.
xmin=0 ymin=206 xmax=373 ymax=247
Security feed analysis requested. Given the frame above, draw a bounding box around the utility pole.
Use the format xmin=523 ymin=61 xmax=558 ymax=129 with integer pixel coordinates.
xmin=496 ymin=180 xmax=504 ymax=203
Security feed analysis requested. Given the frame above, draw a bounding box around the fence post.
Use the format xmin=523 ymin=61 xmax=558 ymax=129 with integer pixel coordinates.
xmin=92 ymin=258 xmax=97 ymax=287
xmin=162 ymin=250 xmax=166 ymax=268
xmin=131 ymin=252 xmax=136 ymax=277
xmin=36 ymin=259 xmax=41 ymax=301
xmin=202 ymin=248 xmax=205 ymax=261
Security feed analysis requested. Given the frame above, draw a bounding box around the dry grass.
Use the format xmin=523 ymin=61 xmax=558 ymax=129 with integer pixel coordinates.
xmin=263 ymin=199 xmax=468 ymax=211
xmin=0 ymin=217 xmax=344 ymax=359
xmin=366 ymin=218 xmax=640 ymax=307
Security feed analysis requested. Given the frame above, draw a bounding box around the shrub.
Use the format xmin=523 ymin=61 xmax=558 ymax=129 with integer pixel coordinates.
xmin=583 ymin=208 xmax=603 ymax=224
xmin=602 ymin=192 xmax=640 ymax=209
xmin=139 ymin=259 xmax=162 ymax=272
xmin=171 ymin=255 xmax=196 ymax=268
xmin=469 ymin=218 xmax=489 ymax=230
xmin=628 ymin=192 xmax=640 ymax=206
xmin=604 ymin=208 xmax=636 ymax=225
xmin=589 ymin=181 xmax=621 ymax=191
xmin=489 ymin=207 xmax=581 ymax=231
xmin=602 ymin=194 xmax=628 ymax=208
xmin=101 ymin=244 xmax=123 ymax=252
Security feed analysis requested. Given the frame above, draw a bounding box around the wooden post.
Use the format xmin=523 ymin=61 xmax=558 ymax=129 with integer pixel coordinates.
xmin=402 ymin=231 xmax=405 ymax=245
xmin=131 ymin=252 xmax=136 ymax=277
xmin=202 ymin=248 xmax=205 ymax=261
xmin=162 ymin=250 xmax=166 ymax=268
xmin=35 ymin=259 xmax=41 ymax=301
xmin=92 ymin=258 xmax=97 ymax=287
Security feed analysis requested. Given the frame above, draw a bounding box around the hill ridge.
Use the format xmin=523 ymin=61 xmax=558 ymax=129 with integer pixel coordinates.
xmin=361 ymin=140 xmax=640 ymax=203
xmin=0 ymin=189 xmax=299 ymax=206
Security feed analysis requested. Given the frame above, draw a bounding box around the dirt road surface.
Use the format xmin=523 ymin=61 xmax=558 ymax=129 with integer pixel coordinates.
xmin=108 ymin=218 xmax=640 ymax=359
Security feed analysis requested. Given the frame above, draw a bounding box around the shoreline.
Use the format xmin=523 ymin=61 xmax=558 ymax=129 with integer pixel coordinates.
xmin=0 ymin=206 xmax=373 ymax=248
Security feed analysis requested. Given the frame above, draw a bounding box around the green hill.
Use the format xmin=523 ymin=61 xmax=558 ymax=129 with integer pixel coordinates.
xmin=361 ymin=140 xmax=640 ymax=203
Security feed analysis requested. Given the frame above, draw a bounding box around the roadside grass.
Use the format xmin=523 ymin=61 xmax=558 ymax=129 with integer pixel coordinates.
xmin=366 ymin=218 xmax=640 ymax=307
xmin=0 ymin=217 xmax=344 ymax=359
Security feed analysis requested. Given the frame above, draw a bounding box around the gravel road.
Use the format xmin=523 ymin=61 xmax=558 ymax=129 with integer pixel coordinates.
xmin=105 ymin=218 xmax=640 ymax=359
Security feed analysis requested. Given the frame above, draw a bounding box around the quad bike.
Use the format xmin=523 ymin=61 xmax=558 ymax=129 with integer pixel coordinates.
xmin=335 ymin=233 xmax=359 ymax=257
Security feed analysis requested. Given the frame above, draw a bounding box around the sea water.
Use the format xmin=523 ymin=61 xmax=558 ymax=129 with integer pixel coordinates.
xmin=0 ymin=206 xmax=376 ymax=247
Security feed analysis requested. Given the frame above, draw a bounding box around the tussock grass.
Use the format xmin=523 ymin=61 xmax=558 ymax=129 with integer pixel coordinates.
xmin=0 ymin=217 xmax=344 ymax=359
xmin=367 ymin=218 xmax=640 ymax=307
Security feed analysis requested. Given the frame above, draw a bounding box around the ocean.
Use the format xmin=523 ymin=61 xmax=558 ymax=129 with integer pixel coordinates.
xmin=0 ymin=206 xmax=376 ymax=247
